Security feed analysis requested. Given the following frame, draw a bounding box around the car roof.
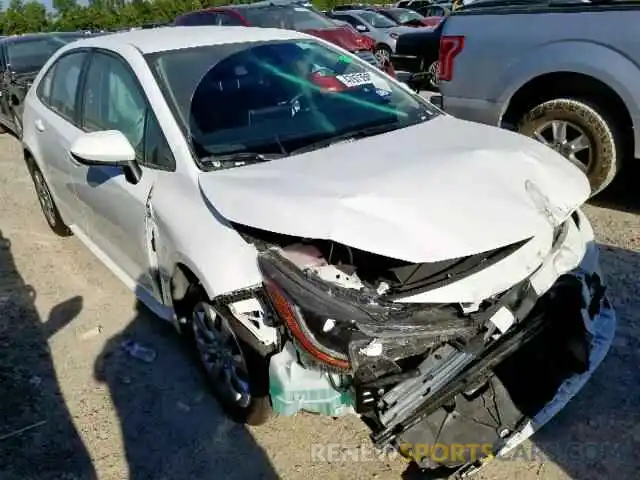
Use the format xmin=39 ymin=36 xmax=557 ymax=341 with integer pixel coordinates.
xmin=62 ymin=26 xmax=309 ymax=54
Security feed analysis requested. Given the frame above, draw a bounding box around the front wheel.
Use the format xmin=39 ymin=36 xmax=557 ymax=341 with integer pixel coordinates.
xmin=517 ymin=98 xmax=622 ymax=196
xmin=189 ymin=299 xmax=272 ymax=425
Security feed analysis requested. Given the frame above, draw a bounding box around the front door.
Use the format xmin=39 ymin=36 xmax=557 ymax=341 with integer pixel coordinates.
xmin=72 ymin=51 xmax=174 ymax=298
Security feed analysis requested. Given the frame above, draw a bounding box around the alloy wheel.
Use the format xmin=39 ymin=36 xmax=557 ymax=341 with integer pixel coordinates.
xmin=191 ymin=302 xmax=252 ymax=408
xmin=374 ymin=48 xmax=390 ymax=65
xmin=532 ymin=120 xmax=593 ymax=173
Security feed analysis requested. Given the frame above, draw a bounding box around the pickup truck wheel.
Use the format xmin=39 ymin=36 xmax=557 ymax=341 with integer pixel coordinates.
xmin=27 ymin=159 xmax=72 ymax=236
xmin=517 ymin=98 xmax=621 ymax=196
xmin=427 ymin=60 xmax=440 ymax=91
xmin=188 ymin=298 xmax=272 ymax=426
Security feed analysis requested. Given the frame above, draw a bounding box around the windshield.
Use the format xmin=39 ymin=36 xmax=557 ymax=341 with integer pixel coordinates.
xmin=243 ymin=5 xmax=336 ymax=30
xmin=6 ymin=34 xmax=86 ymax=73
xmin=390 ymin=9 xmax=424 ymax=23
xmin=358 ymin=11 xmax=399 ymax=28
xmin=147 ymin=39 xmax=437 ymax=167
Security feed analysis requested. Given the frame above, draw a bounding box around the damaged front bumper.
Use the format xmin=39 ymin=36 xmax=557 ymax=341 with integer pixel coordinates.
xmin=259 ymin=208 xmax=616 ymax=471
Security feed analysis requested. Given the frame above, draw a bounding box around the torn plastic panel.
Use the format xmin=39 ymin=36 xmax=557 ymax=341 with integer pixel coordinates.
xmin=370 ymin=271 xmax=606 ymax=469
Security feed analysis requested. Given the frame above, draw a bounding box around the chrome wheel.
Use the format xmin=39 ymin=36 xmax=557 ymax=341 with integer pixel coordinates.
xmin=192 ymin=302 xmax=251 ymax=408
xmin=374 ymin=47 xmax=390 ymax=65
xmin=532 ymin=120 xmax=592 ymax=173
xmin=12 ymin=110 xmax=22 ymax=137
xmin=428 ymin=60 xmax=439 ymax=89
xmin=33 ymin=169 xmax=56 ymax=226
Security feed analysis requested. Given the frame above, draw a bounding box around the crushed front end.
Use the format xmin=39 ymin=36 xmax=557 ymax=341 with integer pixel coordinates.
xmin=254 ymin=209 xmax=615 ymax=472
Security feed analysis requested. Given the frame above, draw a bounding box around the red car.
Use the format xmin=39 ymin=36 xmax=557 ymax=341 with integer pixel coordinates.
xmin=174 ymin=3 xmax=396 ymax=76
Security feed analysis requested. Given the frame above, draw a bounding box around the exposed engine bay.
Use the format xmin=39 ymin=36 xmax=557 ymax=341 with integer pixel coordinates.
xmin=226 ymin=217 xmax=610 ymax=472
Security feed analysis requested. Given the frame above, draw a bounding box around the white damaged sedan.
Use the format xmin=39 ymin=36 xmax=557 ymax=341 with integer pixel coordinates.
xmin=21 ymin=26 xmax=615 ymax=474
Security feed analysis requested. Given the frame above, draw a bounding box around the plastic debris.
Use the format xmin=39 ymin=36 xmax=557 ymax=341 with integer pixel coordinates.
xmin=121 ymin=340 xmax=157 ymax=363
xmin=80 ymin=325 xmax=103 ymax=340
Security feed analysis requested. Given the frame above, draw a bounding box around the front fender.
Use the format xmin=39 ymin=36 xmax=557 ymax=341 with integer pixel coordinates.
xmin=151 ymin=174 xmax=263 ymax=302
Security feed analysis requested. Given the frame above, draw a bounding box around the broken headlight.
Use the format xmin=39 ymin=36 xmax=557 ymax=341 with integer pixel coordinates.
xmin=259 ymin=251 xmax=373 ymax=370
xmin=259 ymin=250 xmax=478 ymax=377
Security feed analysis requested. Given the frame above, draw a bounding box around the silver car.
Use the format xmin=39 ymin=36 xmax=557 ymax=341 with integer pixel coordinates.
xmin=327 ymin=9 xmax=419 ymax=63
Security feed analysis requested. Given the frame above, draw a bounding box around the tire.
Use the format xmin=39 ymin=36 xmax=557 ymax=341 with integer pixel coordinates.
xmin=27 ymin=159 xmax=72 ymax=236
xmin=427 ymin=60 xmax=439 ymax=91
xmin=185 ymin=288 xmax=272 ymax=426
xmin=517 ymin=98 xmax=622 ymax=196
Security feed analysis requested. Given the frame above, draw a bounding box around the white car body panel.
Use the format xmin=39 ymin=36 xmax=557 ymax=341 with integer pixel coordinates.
xmin=198 ymin=116 xmax=590 ymax=265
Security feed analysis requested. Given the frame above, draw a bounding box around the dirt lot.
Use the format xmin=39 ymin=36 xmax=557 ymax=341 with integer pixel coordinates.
xmin=0 ymin=133 xmax=638 ymax=480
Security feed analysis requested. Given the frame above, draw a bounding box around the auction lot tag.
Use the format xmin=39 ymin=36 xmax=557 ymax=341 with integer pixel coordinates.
xmin=336 ymin=72 xmax=372 ymax=87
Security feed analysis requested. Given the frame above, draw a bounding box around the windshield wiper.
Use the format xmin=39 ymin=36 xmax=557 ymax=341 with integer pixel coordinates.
xmin=290 ymin=122 xmax=403 ymax=156
xmin=200 ymin=152 xmax=285 ymax=170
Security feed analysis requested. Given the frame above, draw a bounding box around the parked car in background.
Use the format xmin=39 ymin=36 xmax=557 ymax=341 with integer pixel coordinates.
xmin=326 ymin=9 xmax=419 ymax=65
xmin=0 ymin=32 xmax=87 ymax=137
xmin=372 ymin=7 xmax=441 ymax=27
xmin=174 ymin=3 xmax=396 ymax=76
xmin=22 ymin=25 xmax=616 ymax=479
xmin=436 ymin=0 xmax=639 ymax=196
xmin=395 ymin=0 xmax=435 ymax=15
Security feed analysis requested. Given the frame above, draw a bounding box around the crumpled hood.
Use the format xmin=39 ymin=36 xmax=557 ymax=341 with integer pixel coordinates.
xmin=198 ymin=115 xmax=590 ymax=263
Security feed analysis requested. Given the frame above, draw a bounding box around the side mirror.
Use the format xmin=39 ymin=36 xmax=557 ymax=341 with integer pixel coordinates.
xmin=70 ymin=130 xmax=142 ymax=184
xmin=356 ymin=24 xmax=368 ymax=32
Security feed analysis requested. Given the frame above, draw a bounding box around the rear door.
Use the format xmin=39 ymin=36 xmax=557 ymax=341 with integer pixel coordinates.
xmin=26 ymin=50 xmax=90 ymax=225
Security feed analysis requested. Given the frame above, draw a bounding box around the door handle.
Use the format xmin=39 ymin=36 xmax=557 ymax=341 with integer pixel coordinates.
xmin=34 ymin=119 xmax=45 ymax=132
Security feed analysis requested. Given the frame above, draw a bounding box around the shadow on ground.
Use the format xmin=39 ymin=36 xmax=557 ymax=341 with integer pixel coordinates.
xmin=93 ymin=298 xmax=278 ymax=479
xmin=590 ymin=160 xmax=640 ymax=215
xmin=402 ymin=245 xmax=640 ymax=480
xmin=0 ymin=229 xmax=96 ymax=479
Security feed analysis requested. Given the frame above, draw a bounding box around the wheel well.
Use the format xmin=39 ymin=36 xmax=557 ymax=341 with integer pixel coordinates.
xmin=375 ymin=43 xmax=391 ymax=51
xmin=502 ymin=72 xmax=634 ymax=147
xmin=170 ymin=263 xmax=202 ymax=322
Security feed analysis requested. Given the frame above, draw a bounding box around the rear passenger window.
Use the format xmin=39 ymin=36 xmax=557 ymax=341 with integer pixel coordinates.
xmin=47 ymin=52 xmax=87 ymax=122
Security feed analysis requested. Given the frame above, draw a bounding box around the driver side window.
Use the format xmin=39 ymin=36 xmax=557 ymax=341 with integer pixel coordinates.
xmin=80 ymin=51 xmax=175 ymax=171
xmin=81 ymin=52 xmax=146 ymax=157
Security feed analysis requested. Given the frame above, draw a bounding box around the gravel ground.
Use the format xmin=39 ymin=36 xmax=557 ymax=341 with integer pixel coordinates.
xmin=0 ymin=132 xmax=638 ymax=480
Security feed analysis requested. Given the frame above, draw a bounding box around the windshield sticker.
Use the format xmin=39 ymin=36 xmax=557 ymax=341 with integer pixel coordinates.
xmin=338 ymin=54 xmax=352 ymax=64
xmin=368 ymin=73 xmax=393 ymax=95
xmin=336 ymin=72 xmax=373 ymax=88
